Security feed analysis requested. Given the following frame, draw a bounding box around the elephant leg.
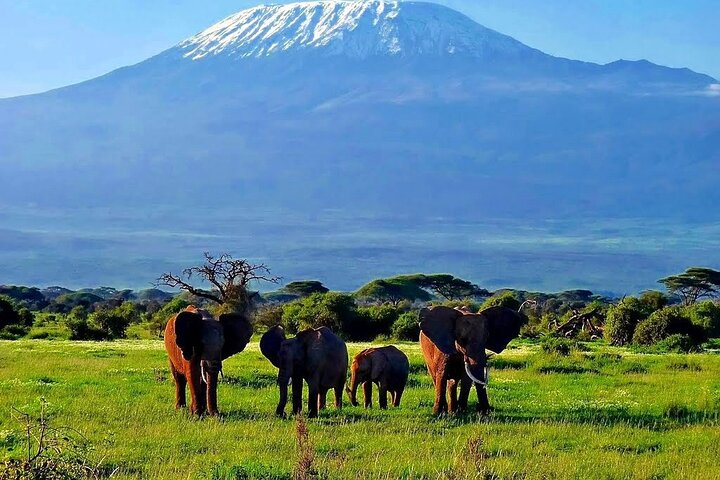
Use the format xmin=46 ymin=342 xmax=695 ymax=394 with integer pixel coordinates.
xmin=188 ymin=367 xmax=205 ymax=416
xmin=378 ymin=383 xmax=389 ymax=410
xmin=170 ymin=363 xmax=186 ymax=409
xmin=291 ymin=376 xmax=303 ymax=415
xmin=362 ymin=381 xmax=372 ymax=408
xmin=319 ymin=388 xmax=328 ymax=410
xmin=197 ymin=379 xmax=208 ymax=415
xmin=393 ymin=387 xmax=404 ymax=407
xmin=447 ymin=380 xmax=459 ymax=413
xmin=433 ymin=377 xmax=448 ymax=414
xmin=458 ymin=377 xmax=472 ymax=412
xmin=334 ymin=383 xmax=343 ymax=409
xmin=476 ymin=384 xmax=492 ymax=415
xmin=307 ymin=377 xmax=320 ymax=418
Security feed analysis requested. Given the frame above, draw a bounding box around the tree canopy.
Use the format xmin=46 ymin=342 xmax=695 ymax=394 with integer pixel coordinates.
xmin=658 ymin=267 xmax=720 ymax=305
xmin=355 ymin=277 xmax=431 ymax=305
xmin=355 ymin=274 xmax=487 ymax=304
xmin=280 ymin=280 xmax=329 ymax=297
xmin=157 ymin=252 xmax=279 ymax=313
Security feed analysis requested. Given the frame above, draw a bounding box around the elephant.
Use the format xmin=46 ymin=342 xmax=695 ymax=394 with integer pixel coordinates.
xmin=164 ymin=305 xmax=252 ymax=416
xmin=260 ymin=325 xmax=348 ymax=418
xmin=347 ymin=345 xmax=409 ymax=409
xmin=419 ymin=303 xmax=528 ymax=415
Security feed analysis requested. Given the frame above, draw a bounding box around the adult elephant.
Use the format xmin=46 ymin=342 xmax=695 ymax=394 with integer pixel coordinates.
xmin=419 ymin=304 xmax=528 ymax=415
xmin=164 ymin=305 xmax=252 ymax=416
xmin=260 ymin=325 xmax=348 ymax=418
xmin=347 ymin=346 xmax=409 ymax=409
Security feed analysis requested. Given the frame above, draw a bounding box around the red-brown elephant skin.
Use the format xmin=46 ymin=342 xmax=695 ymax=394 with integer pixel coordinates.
xmin=419 ymin=305 xmax=524 ymax=415
xmin=164 ymin=305 xmax=252 ymax=416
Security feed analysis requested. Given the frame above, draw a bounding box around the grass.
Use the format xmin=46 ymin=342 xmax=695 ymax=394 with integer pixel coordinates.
xmin=1 ymin=340 xmax=719 ymax=479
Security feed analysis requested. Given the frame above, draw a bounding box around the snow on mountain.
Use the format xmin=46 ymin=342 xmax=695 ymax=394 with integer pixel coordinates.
xmin=178 ymin=1 xmax=534 ymax=60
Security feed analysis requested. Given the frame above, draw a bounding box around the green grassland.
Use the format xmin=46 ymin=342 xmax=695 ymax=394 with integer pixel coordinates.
xmin=1 ymin=339 xmax=719 ymax=479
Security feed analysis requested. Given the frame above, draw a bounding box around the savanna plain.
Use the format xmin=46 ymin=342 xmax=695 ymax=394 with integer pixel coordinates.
xmin=1 ymin=338 xmax=719 ymax=479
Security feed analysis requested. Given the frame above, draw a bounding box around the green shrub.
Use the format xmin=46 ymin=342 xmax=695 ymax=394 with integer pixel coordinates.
xmin=282 ymin=292 xmax=365 ymax=339
xmin=654 ymin=334 xmax=702 ymax=353
xmin=0 ymin=296 xmax=31 ymax=330
xmin=125 ymin=323 xmax=156 ymax=340
xmin=480 ymin=291 xmax=520 ymax=311
xmin=357 ymin=304 xmax=403 ymax=338
xmin=604 ymin=297 xmax=647 ymax=346
xmin=430 ymin=299 xmax=482 ymax=312
xmin=540 ymin=336 xmax=583 ymax=356
xmin=252 ymin=305 xmax=285 ymax=332
xmin=392 ymin=311 xmax=420 ymax=340
xmin=632 ymin=306 xmax=706 ymax=348
xmin=150 ymin=297 xmax=191 ymax=337
xmin=684 ymin=301 xmax=720 ymax=338
xmin=26 ymin=324 xmax=70 ymax=340
xmin=0 ymin=324 xmax=30 ymax=340
xmin=638 ymin=290 xmax=669 ymax=313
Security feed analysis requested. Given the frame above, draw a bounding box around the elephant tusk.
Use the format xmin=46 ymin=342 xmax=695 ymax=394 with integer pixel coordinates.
xmin=201 ymin=364 xmax=209 ymax=385
xmin=287 ymin=377 xmax=292 ymax=386
xmin=465 ymin=363 xmax=487 ymax=386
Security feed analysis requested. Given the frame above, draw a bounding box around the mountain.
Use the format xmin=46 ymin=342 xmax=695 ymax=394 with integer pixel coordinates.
xmin=0 ymin=1 xmax=718 ymax=291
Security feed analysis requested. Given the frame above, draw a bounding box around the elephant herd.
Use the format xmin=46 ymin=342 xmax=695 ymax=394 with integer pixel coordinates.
xmin=164 ymin=303 xmax=531 ymax=418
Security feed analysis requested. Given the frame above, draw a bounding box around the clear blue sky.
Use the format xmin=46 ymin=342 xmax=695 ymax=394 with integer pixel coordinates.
xmin=1 ymin=0 xmax=718 ymax=98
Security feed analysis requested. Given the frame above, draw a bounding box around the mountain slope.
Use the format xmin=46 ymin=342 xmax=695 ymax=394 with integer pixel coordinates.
xmin=177 ymin=1 xmax=536 ymax=60
xmin=0 ymin=0 xmax=717 ymax=221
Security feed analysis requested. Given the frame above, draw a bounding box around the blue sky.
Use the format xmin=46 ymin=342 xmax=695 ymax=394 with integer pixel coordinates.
xmin=1 ymin=0 xmax=718 ymax=98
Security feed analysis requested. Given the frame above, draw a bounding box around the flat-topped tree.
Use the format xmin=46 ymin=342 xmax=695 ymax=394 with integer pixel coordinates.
xmin=416 ymin=274 xmax=489 ymax=301
xmin=355 ymin=277 xmax=431 ymax=305
xmin=659 ymin=267 xmax=720 ymax=305
xmin=157 ymin=252 xmax=280 ymax=313
xmin=281 ymin=280 xmax=329 ymax=297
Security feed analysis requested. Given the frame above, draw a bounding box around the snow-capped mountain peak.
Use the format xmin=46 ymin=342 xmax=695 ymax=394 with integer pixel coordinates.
xmin=177 ymin=1 xmax=533 ymax=60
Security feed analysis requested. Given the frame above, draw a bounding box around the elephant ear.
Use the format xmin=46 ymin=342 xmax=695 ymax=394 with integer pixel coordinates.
xmin=419 ymin=306 xmax=462 ymax=355
xmin=219 ymin=313 xmax=253 ymax=360
xmin=480 ymin=306 xmax=523 ymax=354
xmin=260 ymin=325 xmax=286 ymax=368
xmin=175 ymin=311 xmax=203 ymax=361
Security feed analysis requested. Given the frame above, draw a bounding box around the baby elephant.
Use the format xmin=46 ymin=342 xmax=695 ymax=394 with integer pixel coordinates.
xmin=347 ymin=346 xmax=409 ymax=409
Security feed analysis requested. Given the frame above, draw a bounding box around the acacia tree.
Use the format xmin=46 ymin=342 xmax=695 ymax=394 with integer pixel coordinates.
xmin=416 ymin=274 xmax=489 ymax=300
xmin=355 ymin=278 xmax=431 ymax=305
xmin=157 ymin=252 xmax=280 ymax=313
xmin=658 ymin=267 xmax=720 ymax=305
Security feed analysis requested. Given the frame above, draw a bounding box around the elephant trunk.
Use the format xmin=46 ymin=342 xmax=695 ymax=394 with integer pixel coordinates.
xmin=202 ymin=360 xmax=222 ymax=416
xmin=346 ymin=369 xmax=360 ymax=407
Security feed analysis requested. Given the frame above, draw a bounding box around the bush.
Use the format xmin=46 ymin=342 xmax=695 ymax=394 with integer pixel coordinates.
xmin=65 ymin=313 xmax=106 ymax=341
xmin=62 ymin=303 xmax=135 ymax=341
xmin=480 ymin=291 xmax=520 ymax=311
xmin=150 ymin=297 xmax=191 ymax=337
xmin=282 ymin=292 xmax=362 ymax=339
xmin=604 ymin=297 xmax=647 ymax=346
xmin=430 ymin=299 xmax=482 ymax=312
xmin=656 ymin=334 xmax=703 ymax=353
xmin=540 ymin=336 xmax=583 ymax=356
xmin=357 ymin=304 xmax=403 ymax=338
xmin=632 ymin=306 xmax=707 ymax=348
xmin=392 ymin=311 xmax=420 ymax=340
xmin=684 ymin=301 xmax=720 ymax=338
xmin=253 ymin=305 xmax=285 ymax=332
xmin=0 ymin=324 xmax=30 ymax=340
xmin=638 ymin=290 xmax=668 ymax=313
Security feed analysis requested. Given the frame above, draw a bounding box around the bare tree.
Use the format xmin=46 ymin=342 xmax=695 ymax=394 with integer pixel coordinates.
xmin=156 ymin=252 xmax=280 ymax=312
